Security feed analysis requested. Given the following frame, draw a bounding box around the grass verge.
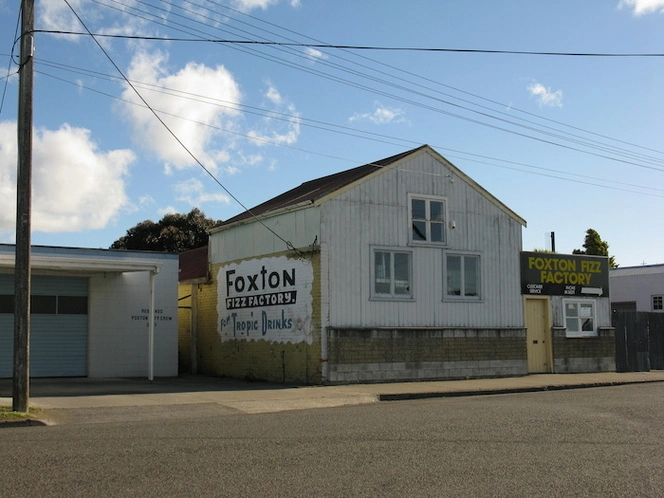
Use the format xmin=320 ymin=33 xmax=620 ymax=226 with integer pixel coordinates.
xmin=0 ymin=405 xmax=42 ymax=421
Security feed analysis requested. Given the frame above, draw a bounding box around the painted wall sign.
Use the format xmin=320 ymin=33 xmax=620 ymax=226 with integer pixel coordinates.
xmin=217 ymin=256 xmax=314 ymax=344
xmin=520 ymin=252 xmax=610 ymax=297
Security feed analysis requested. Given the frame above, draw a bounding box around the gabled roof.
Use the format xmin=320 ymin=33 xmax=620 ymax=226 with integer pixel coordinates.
xmin=215 ymin=144 xmax=525 ymax=230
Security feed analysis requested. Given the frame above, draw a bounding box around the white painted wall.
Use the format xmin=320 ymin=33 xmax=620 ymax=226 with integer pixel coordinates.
xmin=610 ymin=266 xmax=664 ymax=312
xmin=88 ymin=261 xmax=178 ymax=377
xmin=322 ymin=150 xmax=524 ymax=328
xmin=210 ymin=208 xmax=321 ymax=263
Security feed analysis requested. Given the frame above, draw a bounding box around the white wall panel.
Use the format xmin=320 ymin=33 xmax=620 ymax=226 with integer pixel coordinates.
xmin=211 ymin=208 xmax=321 ymax=263
xmin=323 ymin=151 xmax=524 ymax=329
xmin=88 ymin=259 xmax=178 ymax=378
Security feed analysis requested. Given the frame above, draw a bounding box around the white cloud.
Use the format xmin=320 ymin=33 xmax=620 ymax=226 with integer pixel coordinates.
xmin=265 ymin=85 xmax=283 ymax=105
xmin=527 ymin=82 xmax=563 ymax=108
xmin=38 ymin=0 xmax=88 ymax=37
xmin=231 ymin=0 xmax=279 ymax=11
xmin=247 ymin=83 xmax=301 ymax=146
xmin=158 ymin=205 xmax=178 ymax=216
xmin=304 ymin=47 xmax=328 ymax=62
xmin=349 ymin=102 xmax=408 ymax=125
xmin=174 ymin=178 xmax=231 ymax=206
xmin=619 ymin=0 xmax=664 ymax=15
xmin=0 ymin=120 xmax=134 ymax=237
xmin=119 ymin=50 xmax=242 ymax=174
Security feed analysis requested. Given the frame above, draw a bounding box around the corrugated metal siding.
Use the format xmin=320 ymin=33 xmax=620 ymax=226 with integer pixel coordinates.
xmin=29 ymin=315 xmax=88 ymax=377
xmin=322 ymin=152 xmax=524 ymax=329
xmin=0 ymin=314 xmax=11 ymax=377
xmin=210 ymin=207 xmax=321 ymax=263
xmin=0 ymin=275 xmax=88 ymax=378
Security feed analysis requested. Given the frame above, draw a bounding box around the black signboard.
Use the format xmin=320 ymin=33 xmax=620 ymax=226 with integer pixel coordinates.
xmin=520 ymin=251 xmax=610 ymax=297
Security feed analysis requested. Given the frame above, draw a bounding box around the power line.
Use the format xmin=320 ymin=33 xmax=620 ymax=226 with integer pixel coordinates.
xmin=0 ymin=12 xmax=22 ymax=116
xmin=28 ymin=30 xmax=664 ymax=58
xmin=86 ymin=1 xmax=664 ymax=170
xmin=70 ymin=0 xmax=664 ymax=172
xmin=62 ymin=0 xmax=309 ymax=257
xmin=33 ymin=64 xmax=664 ymax=198
xmin=13 ymin=2 xmax=664 ymax=200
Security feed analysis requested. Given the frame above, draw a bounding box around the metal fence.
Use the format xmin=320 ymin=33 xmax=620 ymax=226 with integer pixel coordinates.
xmin=613 ymin=311 xmax=664 ymax=372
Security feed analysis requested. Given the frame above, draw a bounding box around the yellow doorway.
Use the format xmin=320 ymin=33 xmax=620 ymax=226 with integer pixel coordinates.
xmin=525 ymin=297 xmax=552 ymax=373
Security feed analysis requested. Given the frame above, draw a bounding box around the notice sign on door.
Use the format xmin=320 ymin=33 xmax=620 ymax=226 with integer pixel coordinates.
xmin=520 ymin=252 xmax=610 ymax=297
xmin=217 ymin=256 xmax=314 ymax=344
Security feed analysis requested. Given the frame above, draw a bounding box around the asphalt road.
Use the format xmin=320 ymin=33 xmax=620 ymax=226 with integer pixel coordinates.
xmin=2 ymin=383 xmax=662 ymax=497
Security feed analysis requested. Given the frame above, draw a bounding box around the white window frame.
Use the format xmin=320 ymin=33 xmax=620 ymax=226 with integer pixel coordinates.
xmin=653 ymin=295 xmax=663 ymax=311
xmin=371 ymin=248 xmax=413 ymax=300
xmin=409 ymin=194 xmax=447 ymax=246
xmin=563 ymin=299 xmax=597 ymax=337
xmin=444 ymin=252 xmax=482 ymax=301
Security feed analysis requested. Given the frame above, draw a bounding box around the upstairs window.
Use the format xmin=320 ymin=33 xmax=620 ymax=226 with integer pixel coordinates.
xmin=410 ymin=196 xmax=446 ymax=245
xmin=564 ymin=300 xmax=596 ymax=337
xmin=653 ymin=295 xmax=663 ymax=311
xmin=373 ymin=249 xmax=412 ymax=299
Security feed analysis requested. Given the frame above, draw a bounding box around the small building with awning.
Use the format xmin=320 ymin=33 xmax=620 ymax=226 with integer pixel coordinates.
xmin=0 ymin=244 xmax=178 ymax=378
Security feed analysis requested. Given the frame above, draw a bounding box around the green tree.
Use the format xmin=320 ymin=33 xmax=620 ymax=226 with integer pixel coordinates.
xmin=573 ymin=228 xmax=618 ymax=268
xmin=110 ymin=208 xmax=222 ymax=253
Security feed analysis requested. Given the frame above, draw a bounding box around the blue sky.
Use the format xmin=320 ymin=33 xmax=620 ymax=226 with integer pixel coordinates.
xmin=0 ymin=0 xmax=662 ymax=267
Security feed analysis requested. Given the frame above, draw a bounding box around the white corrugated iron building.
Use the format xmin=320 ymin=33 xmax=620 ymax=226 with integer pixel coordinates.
xmin=183 ymin=145 xmax=615 ymax=384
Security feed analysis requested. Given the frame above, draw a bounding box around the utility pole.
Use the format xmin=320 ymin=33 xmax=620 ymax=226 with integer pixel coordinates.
xmin=13 ymin=0 xmax=34 ymax=413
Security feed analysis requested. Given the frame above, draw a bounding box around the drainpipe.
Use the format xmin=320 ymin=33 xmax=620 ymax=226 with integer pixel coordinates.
xmin=148 ymin=267 xmax=159 ymax=381
xmin=321 ymin=326 xmax=328 ymax=382
xmin=190 ymin=283 xmax=198 ymax=374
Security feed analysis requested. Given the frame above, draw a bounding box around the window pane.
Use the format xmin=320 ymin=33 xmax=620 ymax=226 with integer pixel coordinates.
xmin=430 ymin=201 xmax=444 ymax=221
xmin=447 ymin=256 xmax=461 ymax=295
xmin=581 ymin=318 xmax=594 ymax=332
xmin=411 ymin=199 xmax=426 ymax=220
xmin=430 ymin=222 xmax=444 ymax=243
xmin=579 ymin=303 xmax=593 ymax=318
xmin=0 ymin=295 xmax=14 ymax=314
xmin=393 ymin=253 xmax=411 ymax=295
xmin=566 ymin=303 xmax=578 ymax=317
xmin=31 ymin=295 xmax=56 ymax=314
xmin=464 ymin=256 xmax=479 ymax=296
xmin=566 ymin=318 xmax=579 ymax=332
xmin=654 ymin=296 xmax=663 ymax=310
xmin=374 ymin=251 xmax=391 ymax=294
xmin=58 ymin=296 xmax=88 ymax=314
xmin=412 ymin=221 xmax=427 ymax=241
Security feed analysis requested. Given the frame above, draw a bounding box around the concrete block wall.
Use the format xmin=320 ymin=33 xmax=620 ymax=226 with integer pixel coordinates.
xmin=326 ymin=328 xmax=528 ymax=384
xmin=553 ymin=327 xmax=616 ymax=373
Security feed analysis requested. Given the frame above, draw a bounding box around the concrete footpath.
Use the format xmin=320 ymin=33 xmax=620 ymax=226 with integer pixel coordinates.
xmin=2 ymin=371 xmax=664 ymax=426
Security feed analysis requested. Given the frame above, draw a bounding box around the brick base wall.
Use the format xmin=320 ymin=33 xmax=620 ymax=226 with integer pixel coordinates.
xmin=552 ymin=327 xmax=616 ymax=373
xmin=326 ymin=328 xmax=528 ymax=384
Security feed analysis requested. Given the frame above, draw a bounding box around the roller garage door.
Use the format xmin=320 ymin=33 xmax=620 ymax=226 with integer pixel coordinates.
xmin=0 ymin=275 xmax=88 ymax=377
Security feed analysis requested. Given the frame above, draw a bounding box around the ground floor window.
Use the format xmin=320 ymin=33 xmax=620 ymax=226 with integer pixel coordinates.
xmin=653 ymin=295 xmax=663 ymax=311
xmin=372 ymin=249 xmax=412 ymax=299
xmin=445 ymin=253 xmax=481 ymax=300
xmin=564 ymin=299 xmax=596 ymax=337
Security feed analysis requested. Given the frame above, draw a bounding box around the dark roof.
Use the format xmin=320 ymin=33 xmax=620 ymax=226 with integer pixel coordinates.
xmin=222 ymin=145 xmax=428 ymax=226
xmin=178 ymin=245 xmax=208 ymax=282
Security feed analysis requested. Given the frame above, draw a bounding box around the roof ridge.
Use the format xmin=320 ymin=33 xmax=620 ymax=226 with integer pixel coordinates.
xmin=220 ymin=145 xmax=428 ymax=226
